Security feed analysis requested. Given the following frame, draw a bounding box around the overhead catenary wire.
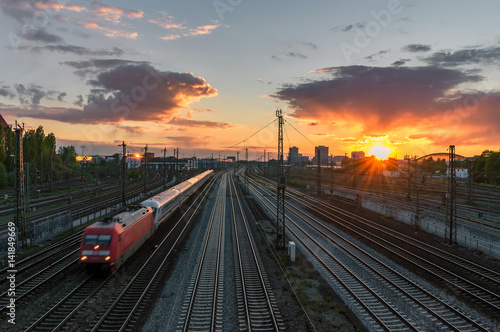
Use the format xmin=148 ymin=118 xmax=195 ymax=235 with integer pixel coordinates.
xmin=284 ymin=119 xmax=316 ymax=148
xmin=284 ymin=123 xmax=291 ymax=151
xmin=212 ymin=118 xmax=278 ymax=157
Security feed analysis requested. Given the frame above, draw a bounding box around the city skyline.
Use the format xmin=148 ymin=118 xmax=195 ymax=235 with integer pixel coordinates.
xmin=0 ymin=0 xmax=499 ymax=160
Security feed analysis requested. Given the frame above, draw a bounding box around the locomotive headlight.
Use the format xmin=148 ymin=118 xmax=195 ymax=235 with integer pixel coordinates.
xmin=81 ymin=256 xmax=88 ymax=261
xmin=94 ymin=245 xmax=100 ymax=250
xmin=105 ymin=256 xmax=111 ymax=261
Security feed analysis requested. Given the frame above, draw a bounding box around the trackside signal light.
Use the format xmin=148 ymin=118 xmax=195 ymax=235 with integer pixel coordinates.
xmin=81 ymin=256 xmax=88 ymax=261
xmin=105 ymin=256 xmax=111 ymax=261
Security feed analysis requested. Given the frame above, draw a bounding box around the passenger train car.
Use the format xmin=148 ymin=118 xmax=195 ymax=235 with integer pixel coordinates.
xmin=79 ymin=170 xmax=213 ymax=272
xmin=140 ymin=170 xmax=213 ymax=229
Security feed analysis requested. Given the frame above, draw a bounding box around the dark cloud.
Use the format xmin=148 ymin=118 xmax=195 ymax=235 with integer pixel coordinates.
xmin=392 ymin=59 xmax=410 ymax=66
xmin=30 ymin=45 xmax=124 ymax=56
xmin=286 ymin=52 xmax=307 ymax=59
xmin=364 ymin=50 xmax=389 ymax=60
xmin=332 ymin=23 xmax=365 ymax=32
xmin=0 ymin=0 xmax=42 ymax=23
xmin=62 ymin=59 xmax=150 ymax=78
xmin=74 ymin=95 xmax=84 ymax=107
xmin=273 ymin=65 xmax=483 ymax=132
xmin=271 ymin=55 xmax=281 ymax=62
xmin=403 ymin=44 xmax=431 ymax=53
xmin=301 ymin=42 xmax=318 ymax=50
xmin=423 ymin=46 xmax=500 ymax=67
xmin=164 ymin=136 xmax=212 ymax=146
xmin=20 ymin=64 xmax=217 ymax=124
xmin=0 ymin=85 xmax=15 ymax=98
xmin=57 ymin=92 xmax=66 ymax=102
xmin=168 ymin=117 xmax=234 ymax=129
xmin=21 ymin=28 xmax=64 ymax=43
xmin=15 ymin=83 xmax=47 ymax=108
xmin=117 ymin=125 xmax=143 ymax=134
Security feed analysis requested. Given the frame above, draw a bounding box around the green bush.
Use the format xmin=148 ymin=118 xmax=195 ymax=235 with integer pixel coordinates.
xmin=0 ymin=163 xmax=8 ymax=188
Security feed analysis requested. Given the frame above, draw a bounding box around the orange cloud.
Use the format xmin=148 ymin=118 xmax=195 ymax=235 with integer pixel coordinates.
xmin=149 ymin=17 xmax=185 ymax=30
xmin=161 ymin=34 xmax=182 ymax=41
xmin=93 ymin=2 xmax=143 ymax=22
xmin=190 ymin=23 xmax=220 ymax=36
xmin=83 ymin=20 xmax=137 ymax=39
xmin=34 ymin=2 xmax=85 ymax=12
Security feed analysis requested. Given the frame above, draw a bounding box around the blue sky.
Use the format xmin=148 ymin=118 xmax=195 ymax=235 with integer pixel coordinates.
xmin=1 ymin=0 xmax=499 ymax=159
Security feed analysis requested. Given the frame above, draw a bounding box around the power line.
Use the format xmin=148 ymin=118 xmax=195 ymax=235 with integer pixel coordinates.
xmin=212 ymin=118 xmax=278 ymax=157
xmin=284 ymin=119 xmax=316 ymax=147
xmin=284 ymin=123 xmax=291 ymax=150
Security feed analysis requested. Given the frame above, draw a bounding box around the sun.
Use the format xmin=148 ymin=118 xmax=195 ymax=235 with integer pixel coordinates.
xmin=369 ymin=145 xmax=391 ymax=160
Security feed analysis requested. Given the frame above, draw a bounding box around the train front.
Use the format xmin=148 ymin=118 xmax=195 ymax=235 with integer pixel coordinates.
xmin=79 ymin=222 xmax=120 ymax=272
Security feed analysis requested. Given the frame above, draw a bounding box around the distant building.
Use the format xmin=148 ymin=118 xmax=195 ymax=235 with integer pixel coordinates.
xmin=328 ymin=155 xmax=345 ymax=166
xmin=351 ymin=151 xmax=365 ymax=160
xmin=288 ymin=146 xmax=308 ymax=164
xmin=447 ymin=167 xmax=468 ymax=179
xmin=312 ymin=146 xmax=329 ymax=165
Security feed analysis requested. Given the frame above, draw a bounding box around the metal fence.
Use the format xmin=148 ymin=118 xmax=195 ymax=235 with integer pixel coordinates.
xmin=31 ymin=211 xmax=73 ymax=246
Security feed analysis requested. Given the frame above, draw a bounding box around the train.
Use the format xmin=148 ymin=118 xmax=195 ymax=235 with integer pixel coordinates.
xmin=79 ymin=170 xmax=213 ymax=272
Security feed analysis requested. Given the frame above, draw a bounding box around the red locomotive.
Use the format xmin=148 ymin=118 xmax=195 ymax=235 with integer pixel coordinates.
xmin=79 ymin=205 xmax=154 ymax=272
xmin=79 ymin=170 xmax=213 ymax=272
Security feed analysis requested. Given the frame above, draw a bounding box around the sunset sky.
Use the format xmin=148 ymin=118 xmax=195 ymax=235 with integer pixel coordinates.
xmin=0 ymin=0 xmax=499 ymax=160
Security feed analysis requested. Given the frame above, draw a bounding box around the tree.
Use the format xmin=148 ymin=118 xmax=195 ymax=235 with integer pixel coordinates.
xmin=4 ymin=126 xmax=15 ymax=172
xmin=0 ymin=162 xmax=7 ymax=188
xmin=485 ymin=151 xmax=500 ymax=185
xmin=56 ymin=145 xmax=78 ymax=180
xmin=436 ymin=158 xmax=447 ymax=173
xmin=0 ymin=127 xmax=5 ymax=163
xmin=474 ymin=150 xmax=493 ymax=183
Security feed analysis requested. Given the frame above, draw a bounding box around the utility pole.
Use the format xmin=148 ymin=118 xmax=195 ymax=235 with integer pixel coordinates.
xmin=330 ymin=154 xmax=333 ymax=194
xmin=118 ymin=141 xmax=127 ymax=206
xmin=176 ymin=147 xmax=179 ymax=174
xmin=49 ymin=154 xmax=53 ymax=192
xmin=94 ymin=157 xmax=97 ymax=195
xmin=245 ymin=148 xmax=249 ymax=194
xmin=25 ymin=163 xmax=30 ymax=212
xmin=445 ymin=145 xmax=457 ymax=244
xmin=143 ymin=145 xmax=148 ymax=193
xmin=163 ymin=147 xmax=167 ymax=179
xmin=276 ymin=109 xmax=286 ymax=250
xmin=405 ymin=155 xmax=411 ymax=201
xmin=80 ymin=145 xmax=86 ymax=183
xmin=317 ymin=147 xmax=321 ymax=195
xmin=14 ymin=121 xmax=27 ymax=249
xmin=414 ymin=188 xmax=420 ymax=228
xmin=236 ymin=151 xmax=240 ymax=178
xmin=466 ymin=158 xmax=474 ymax=204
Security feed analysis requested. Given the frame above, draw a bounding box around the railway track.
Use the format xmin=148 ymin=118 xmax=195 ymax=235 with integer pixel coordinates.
xmin=0 ymin=230 xmax=83 ymax=293
xmin=0 ymin=250 xmax=79 ymax=314
xmin=0 ymin=173 xmax=165 ymax=239
xmin=176 ymin=172 xmax=228 ymax=331
xmin=254 ymin=174 xmax=500 ymax=312
xmin=21 ymin=173 xmax=218 ymax=331
xmin=176 ymin=172 xmax=284 ymax=331
xmin=248 ymin=172 xmax=496 ymax=331
xmin=228 ymin=174 xmax=284 ymax=331
xmin=260 ymin=177 xmax=500 ymax=316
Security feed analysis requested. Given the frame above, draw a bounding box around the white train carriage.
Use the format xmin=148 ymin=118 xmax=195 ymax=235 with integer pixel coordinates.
xmin=141 ymin=170 xmax=213 ymax=228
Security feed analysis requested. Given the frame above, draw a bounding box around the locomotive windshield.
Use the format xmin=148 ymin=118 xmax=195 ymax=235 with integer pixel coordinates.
xmin=84 ymin=234 xmax=112 ymax=245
